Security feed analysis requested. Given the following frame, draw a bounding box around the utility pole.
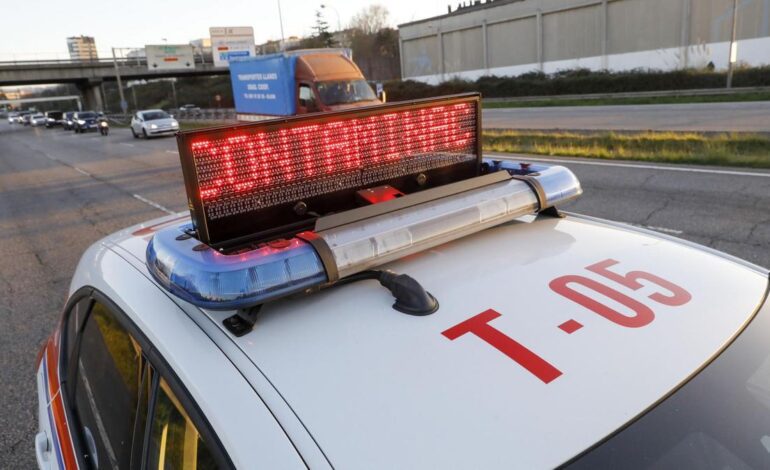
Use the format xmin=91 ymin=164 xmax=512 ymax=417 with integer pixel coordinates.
xmin=111 ymin=47 xmax=128 ymax=114
xmin=321 ymin=4 xmax=341 ymax=32
xmin=277 ymin=0 xmax=286 ymax=51
xmin=726 ymin=0 xmax=738 ymax=88
xmin=170 ymin=78 xmax=179 ymax=109
xmin=130 ymin=85 xmax=139 ymax=111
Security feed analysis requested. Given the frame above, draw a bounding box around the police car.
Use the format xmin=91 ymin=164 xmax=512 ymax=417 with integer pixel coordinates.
xmin=35 ymin=94 xmax=770 ymax=469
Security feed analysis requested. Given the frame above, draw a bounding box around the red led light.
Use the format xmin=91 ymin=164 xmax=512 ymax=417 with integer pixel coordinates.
xmin=188 ymin=101 xmax=478 ymax=222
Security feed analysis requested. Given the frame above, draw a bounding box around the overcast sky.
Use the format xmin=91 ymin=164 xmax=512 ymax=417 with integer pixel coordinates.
xmin=2 ymin=0 xmax=447 ymax=60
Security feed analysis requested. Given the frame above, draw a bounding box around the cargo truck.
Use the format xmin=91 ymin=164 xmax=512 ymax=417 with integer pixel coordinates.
xmin=229 ymin=49 xmax=383 ymax=121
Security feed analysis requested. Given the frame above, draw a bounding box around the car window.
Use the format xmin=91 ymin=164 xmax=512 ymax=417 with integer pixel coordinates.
xmin=71 ymin=301 xmax=144 ymax=469
xmin=64 ymin=297 xmax=91 ymax=368
xmin=143 ymin=111 xmax=170 ymax=121
xmin=146 ymin=377 xmax=218 ymax=470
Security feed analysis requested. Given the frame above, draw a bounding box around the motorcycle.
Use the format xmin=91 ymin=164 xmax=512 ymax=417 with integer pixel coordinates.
xmin=98 ymin=119 xmax=109 ymax=136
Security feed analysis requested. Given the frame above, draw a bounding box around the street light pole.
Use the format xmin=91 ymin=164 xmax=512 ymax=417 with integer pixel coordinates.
xmin=321 ymin=4 xmax=341 ymax=32
xmin=111 ymin=47 xmax=128 ymax=114
xmin=170 ymin=78 xmax=178 ymax=110
xmin=726 ymin=0 xmax=738 ymax=88
xmin=277 ymin=0 xmax=286 ymax=51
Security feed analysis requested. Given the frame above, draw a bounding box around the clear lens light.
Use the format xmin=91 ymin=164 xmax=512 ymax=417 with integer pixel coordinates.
xmin=150 ymin=124 xmax=158 ymax=129
xmin=320 ymin=178 xmax=540 ymax=277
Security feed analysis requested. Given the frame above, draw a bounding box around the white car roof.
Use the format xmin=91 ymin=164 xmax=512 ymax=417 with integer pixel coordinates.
xmin=76 ymin=210 xmax=768 ymax=468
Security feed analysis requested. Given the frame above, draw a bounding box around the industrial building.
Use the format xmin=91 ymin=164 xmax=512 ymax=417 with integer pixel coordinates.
xmin=66 ymin=36 xmax=98 ymax=61
xmin=398 ymin=0 xmax=770 ymax=83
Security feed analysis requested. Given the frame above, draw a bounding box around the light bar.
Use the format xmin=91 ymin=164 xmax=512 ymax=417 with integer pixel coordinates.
xmin=177 ymin=94 xmax=481 ymax=247
xmin=147 ymin=229 xmax=326 ymax=310
xmin=146 ymin=164 xmax=581 ymax=310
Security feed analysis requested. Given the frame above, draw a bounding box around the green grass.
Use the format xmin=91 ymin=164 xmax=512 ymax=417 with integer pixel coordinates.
xmin=483 ymin=91 xmax=770 ymax=108
xmin=483 ymin=130 xmax=770 ymax=168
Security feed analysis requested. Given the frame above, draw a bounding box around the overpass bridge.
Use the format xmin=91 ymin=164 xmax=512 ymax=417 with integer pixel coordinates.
xmin=0 ymin=57 xmax=229 ymax=110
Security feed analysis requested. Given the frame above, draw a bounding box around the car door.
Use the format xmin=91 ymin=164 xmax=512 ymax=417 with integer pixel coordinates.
xmin=61 ymin=290 xmax=231 ymax=469
xmin=131 ymin=113 xmax=141 ymax=134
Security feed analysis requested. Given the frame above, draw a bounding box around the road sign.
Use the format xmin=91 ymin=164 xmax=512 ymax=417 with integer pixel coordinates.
xmin=145 ymin=45 xmax=195 ymax=71
xmin=209 ymin=26 xmax=256 ymax=68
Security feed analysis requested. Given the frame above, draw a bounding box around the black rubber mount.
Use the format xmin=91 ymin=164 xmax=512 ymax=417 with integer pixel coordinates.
xmin=223 ymin=305 xmax=262 ymax=337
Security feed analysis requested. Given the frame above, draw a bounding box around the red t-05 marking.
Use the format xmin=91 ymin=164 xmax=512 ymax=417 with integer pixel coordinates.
xmin=442 ymin=309 xmax=562 ymax=384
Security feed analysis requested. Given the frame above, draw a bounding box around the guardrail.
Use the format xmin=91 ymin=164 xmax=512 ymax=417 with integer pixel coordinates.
xmin=482 ymin=86 xmax=770 ymax=103
xmin=106 ymin=108 xmax=237 ymax=121
xmin=175 ymin=108 xmax=237 ymax=120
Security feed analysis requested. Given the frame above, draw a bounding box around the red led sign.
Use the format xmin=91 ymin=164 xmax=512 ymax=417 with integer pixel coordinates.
xmin=177 ymin=94 xmax=481 ymax=247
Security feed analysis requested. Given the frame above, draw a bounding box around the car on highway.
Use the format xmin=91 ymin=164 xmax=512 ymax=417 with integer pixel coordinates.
xmin=130 ymin=109 xmax=179 ymax=138
xmin=7 ymin=111 xmax=19 ymax=124
xmin=21 ymin=112 xmax=34 ymax=125
xmin=72 ymin=111 xmax=101 ymax=133
xmin=44 ymin=111 xmax=63 ymax=128
xmin=34 ymin=95 xmax=770 ymax=470
xmin=179 ymin=103 xmax=202 ymax=116
xmin=61 ymin=111 xmax=76 ymax=130
xmin=30 ymin=114 xmax=47 ymax=126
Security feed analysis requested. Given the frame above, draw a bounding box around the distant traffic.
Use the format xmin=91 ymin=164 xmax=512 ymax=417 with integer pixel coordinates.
xmin=5 ymin=106 xmax=182 ymax=139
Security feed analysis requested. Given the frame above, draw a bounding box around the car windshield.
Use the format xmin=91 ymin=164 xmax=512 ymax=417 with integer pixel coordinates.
xmin=568 ymin=295 xmax=770 ymax=469
xmin=143 ymin=111 xmax=170 ymax=121
xmin=78 ymin=112 xmax=96 ymax=119
xmin=316 ymin=79 xmax=378 ymax=106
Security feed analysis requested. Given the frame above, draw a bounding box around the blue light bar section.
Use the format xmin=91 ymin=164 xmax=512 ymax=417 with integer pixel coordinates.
xmin=146 ymin=225 xmax=327 ymax=310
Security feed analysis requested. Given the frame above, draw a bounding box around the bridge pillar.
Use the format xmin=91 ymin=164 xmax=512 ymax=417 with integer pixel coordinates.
xmin=77 ymin=79 xmax=104 ymax=112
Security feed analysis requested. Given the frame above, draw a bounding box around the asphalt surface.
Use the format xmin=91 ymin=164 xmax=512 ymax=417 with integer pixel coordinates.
xmin=1 ymin=123 xmax=769 ymax=467
xmin=482 ymin=101 xmax=770 ymax=132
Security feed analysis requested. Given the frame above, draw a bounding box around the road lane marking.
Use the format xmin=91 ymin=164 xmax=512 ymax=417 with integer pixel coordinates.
xmin=74 ymin=167 xmax=91 ymax=177
xmin=120 ymin=143 xmax=135 ymax=147
xmin=165 ymin=150 xmax=178 ymax=154
xmin=488 ymin=154 xmax=770 ymax=178
xmin=132 ymin=194 xmax=175 ymax=215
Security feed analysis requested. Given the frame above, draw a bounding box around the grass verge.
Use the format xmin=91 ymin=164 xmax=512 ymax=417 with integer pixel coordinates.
xmin=482 ymin=130 xmax=770 ymax=169
xmin=483 ymin=91 xmax=770 ymax=108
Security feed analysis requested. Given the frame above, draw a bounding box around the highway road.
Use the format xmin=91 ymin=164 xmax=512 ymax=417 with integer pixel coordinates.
xmin=482 ymin=101 xmax=770 ymax=132
xmin=1 ymin=124 xmax=769 ymax=466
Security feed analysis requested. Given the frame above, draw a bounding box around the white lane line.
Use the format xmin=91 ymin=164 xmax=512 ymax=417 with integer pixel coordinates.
xmin=73 ymin=167 xmax=91 ymax=177
xmin=165 ymin=150 xmax=178 ymax=154
xmin=120 ymin=142 xmax=135 ymax=147
xmin=487 ymin=154 xmax=770 ymax=178
xmin=132 ymin=194 xmax=175 ymax=215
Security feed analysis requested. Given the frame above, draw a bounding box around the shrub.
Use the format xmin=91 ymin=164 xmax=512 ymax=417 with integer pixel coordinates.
xmin=384 ymin=66 xmax=770 ymax=101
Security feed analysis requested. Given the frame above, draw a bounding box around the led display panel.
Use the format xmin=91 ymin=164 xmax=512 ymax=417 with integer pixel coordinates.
xmin=177 ymin=94 xmax=482 ymax=247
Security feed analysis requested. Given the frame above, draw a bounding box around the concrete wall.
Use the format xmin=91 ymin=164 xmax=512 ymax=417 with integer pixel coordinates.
xmin=399 ymin=0 xmax=770 ymax=83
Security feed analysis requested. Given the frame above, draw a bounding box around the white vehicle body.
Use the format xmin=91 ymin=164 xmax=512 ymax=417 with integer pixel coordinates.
xmin=35 ymin=208 xmax=770 ymax=469
xmin=130 ymin=109 xmax=179 ymax=138
xmin=7 ymin=112 xmax=19 ymax=124
xmin=30 ymin=114 xmax=47 ymax=126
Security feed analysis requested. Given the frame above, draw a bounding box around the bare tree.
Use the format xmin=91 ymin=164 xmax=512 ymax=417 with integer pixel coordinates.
xmin=347 ymin=5 xmax=400 ymax=80
xmin=349 ymin=4 xmax=390 ymax=35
